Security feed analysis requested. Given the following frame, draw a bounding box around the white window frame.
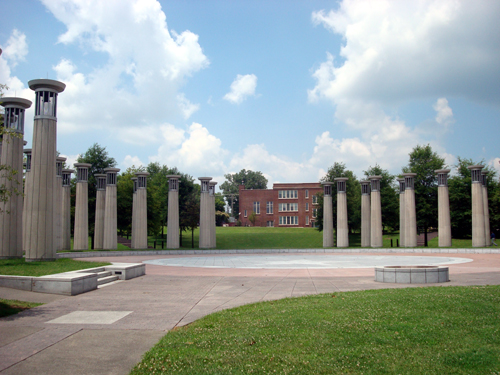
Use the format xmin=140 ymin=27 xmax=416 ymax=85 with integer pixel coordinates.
xmin=305 ymin=190 xmax=309 ymax=198
xmin=266 ymin=201 xmax=273 ymax=214
xmin=253 ymin=201 xmax=260 ymax=215
xmin=305 ymin=202 xmax=309 ymax=211
xmin=244 ymin=210 xmax=247 ymax=217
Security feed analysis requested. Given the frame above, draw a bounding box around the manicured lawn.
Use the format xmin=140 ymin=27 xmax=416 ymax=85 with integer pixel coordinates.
xmin=0 ymin=258 xmax=111 ymax=277
xmin=131 ymin=286 xmax=500 ymax=374
xmin=0 ymin=299 xmax=43 ymax=318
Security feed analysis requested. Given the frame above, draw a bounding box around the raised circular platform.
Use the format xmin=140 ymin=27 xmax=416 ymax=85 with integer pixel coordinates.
xmin=375 ymin=265 xmax=449 ymax=283
xmin=143 ymin=255 xmax=471 ymax=269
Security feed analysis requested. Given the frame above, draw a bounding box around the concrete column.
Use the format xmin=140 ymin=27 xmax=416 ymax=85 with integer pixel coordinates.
xmin=54 ymin=156 xmax=65 ymax=251
xmin=360 ymin=181 xmax=371 ymax=248
xmin=0 ymin=97 xmax=31 ymax=259
xmin=22 ymin=148 xmax=32 ymax=254
xmin=369 ymin=176 xmax=382 ymax=248
xmin=73 ymin=163 xmax=91 ymax=250
xmin=481 ymin=171 xmax=491 ymax=246
xmin=403 ymin=173 xmax=417 ymax=248
xmin=322 ymin=182 xmax=334 ymax=248
xmin=199 ymin=177 xmax=212 ymax=248
xmin=209 ymin=181 xmax=218 ymax=248
xmin=93 ymin=174 xmax=107 ymax=249
xmin=166 ymin=175 xmax=181 ymax=249
xmin=103 ymin=168 xmax=120 ymax=250
xmin=397 ymin=178 xmax=405 ymax=247
xmin=25 ymin=79 xmax=65 ymax=261
xmin=131 ymin=177 xmax=137 ymax=249
xmin=133 ymin=172 xmax=149 ymax=249
xmin=61 ymin=169 xmax=74 ymax=250
xmin=435 ymin=169 xmax=451 ymax=247
xmin=335 ymin=178 xmax=349 ymax=247
xmin=468 ymin=165 xmax=486 ymax=247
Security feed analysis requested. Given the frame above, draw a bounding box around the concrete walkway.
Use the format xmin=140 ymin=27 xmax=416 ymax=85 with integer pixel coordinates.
xmin=1 ymin=251 xmax=500 ymax=374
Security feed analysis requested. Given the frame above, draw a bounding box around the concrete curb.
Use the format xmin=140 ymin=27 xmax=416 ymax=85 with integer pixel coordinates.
xmin=56 ymin=247 xmax=500 ymax=258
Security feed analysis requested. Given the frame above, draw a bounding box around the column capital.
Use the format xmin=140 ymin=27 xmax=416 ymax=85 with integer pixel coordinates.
xmin=322 ymin=181 xmax=334 ymax=196
xmin=368 ymin=175 xmax=382 ymax=192
xmin=467 ymin=165 xmax=484 ymax=183
xmin=360 ymin=180 xmax=371 ymax=195
xmin=135 ymin=171 xmax=149 ymax=189
xmin=74 ymin=163 xmax=91 ymax=182
xmin=1 ymin=97 xmax=32 ymax=134
xmin=334 ymin=177 xmax=348 ymax=193
xmin=199 ymin=177 xmax=213 ymax=193
xmin=402 ymin=173 xmax=417 ymax=190
xmin=397 ymin=178 xmax=405 ymax=193
xmin=95 ymin=174 xmax=107 ymax=190
xmin=435 ymin=169 xmax=450 ymax=187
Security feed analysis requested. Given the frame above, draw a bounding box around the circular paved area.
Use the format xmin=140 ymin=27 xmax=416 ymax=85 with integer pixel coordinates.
xmin=143 ymin=254 xmax=473 ymax=269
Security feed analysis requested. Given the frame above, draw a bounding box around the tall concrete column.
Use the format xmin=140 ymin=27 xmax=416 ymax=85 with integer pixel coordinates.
xmin=369 ymin=176 xmax=382 ymax=248
xmin=54 ymin=156 xmax=66 ymax=251
xmin=73 ymin=163 xmax=91 ymax=250
xmin=93 ymin=174 xmax=107 ymax=249
xmin=360 ymin=181 xmax=371 ymax=248
xmin=131 ymin=177 xmax=137 ymax=249
xmin=0 ymin=97 xmax=31 ymax=259
xmin=481 ymin=171 xmax=491 ymax=246
xmin=403 ymin=173 xmax=417 ymax=247
xmin=133 ymin=172 xmax=149 ymax=249
xmin=199 ymin=177 xmax=212 ymax=248
xmin=103 ymin=168 xmax=120 ymax=250
xmin=209 ymin=181 xmax=217 ymax=248
xmin=322 ymin=182 xmax=334 ymax=248
xmin=61 ymin=169 xmax=74 ymax=250
xmin=22 ymin=148 xmax=32 ymax=253
xmin=25 ymin=79 xmax=65 ymax=261
xmin=435 ymin=169 xmax=451 ymax=247
xmin=397 ymin=178 xmax=406 ymax=247
xmin=468 ymin=165 xmax=486 ymax=247
xmin=166 ymin=175 xmax=181 ymax=249
xmin=335 ymin=177 xmax=349 ymax=247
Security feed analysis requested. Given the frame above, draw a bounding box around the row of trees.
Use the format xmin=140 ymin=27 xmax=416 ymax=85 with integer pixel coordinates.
xmin=69 ymin=143 xmax=228 ymax=247
xmin=314 ymin=145 xmax=500 ymax=241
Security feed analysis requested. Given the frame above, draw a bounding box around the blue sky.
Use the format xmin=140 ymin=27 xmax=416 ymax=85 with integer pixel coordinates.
xmin=1 ymin=0 xmax=499 ymax=188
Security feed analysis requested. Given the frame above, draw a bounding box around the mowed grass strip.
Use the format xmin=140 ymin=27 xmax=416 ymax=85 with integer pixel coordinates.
xmin=131 ymin=286 xmax=500 ymax=374
xmin=0 ymin=299 xmax=43 ymax=318
xmin=0 ymin=258 xmax=111 ymax=277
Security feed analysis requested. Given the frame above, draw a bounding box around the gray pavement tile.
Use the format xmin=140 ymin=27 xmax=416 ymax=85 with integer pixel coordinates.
xmin=0 ymin=326 xmax=43 ymax=348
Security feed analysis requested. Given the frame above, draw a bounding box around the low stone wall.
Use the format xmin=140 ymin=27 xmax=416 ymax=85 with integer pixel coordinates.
xmin=375 ymin=266 xmax=449 ymax=284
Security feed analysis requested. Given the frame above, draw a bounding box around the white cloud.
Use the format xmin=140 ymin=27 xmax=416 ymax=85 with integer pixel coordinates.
xmin=223 ymin=74 xmax=257 ymax=104
xmin=310 ymin=1 xmax=500 ymax=105
xmin=433 ymin=97 xmax=454 ymax=127
xmin=123 ymin=155 xmax=144 ymax=169
xmin=489 ymin=157 xmax=500 ymax=177
xmin=150 ymin=122 xmax=228 ymax=176
xmin=59 ymin=154 xmax=80 ymax=170
xmin=39 ymin=0 xmax=208 ymax=134
xmin=307 ymin=0 xmax=500 ymax=174
xmin=1 ymin=29 xmax=28 ymax=68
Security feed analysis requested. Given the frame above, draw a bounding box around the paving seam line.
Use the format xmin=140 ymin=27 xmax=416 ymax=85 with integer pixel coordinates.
xmin=173 ymin=276 xmax=224 ymax=328
xmin=260 ymin=269 xmax=296 ymax=301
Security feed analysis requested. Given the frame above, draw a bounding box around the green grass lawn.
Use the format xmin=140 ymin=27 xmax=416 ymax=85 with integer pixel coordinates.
xmin=0 ymin=299 xmax=43 ymax=318
xmin=59 ymin=228 xmax=475 ymax=251
xmin=131 ymin=286 xmax=500 ymax=374
xmin=0 ymin=258 xmax=111 ymax=276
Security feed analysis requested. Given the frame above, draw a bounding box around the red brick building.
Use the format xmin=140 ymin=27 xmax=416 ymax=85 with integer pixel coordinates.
xmin=239 ymin=183 xmax=322 ymax=227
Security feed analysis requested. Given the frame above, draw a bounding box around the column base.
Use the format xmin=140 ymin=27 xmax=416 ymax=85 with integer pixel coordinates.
xmin=25 ymin=258 xmax=57 ymax=262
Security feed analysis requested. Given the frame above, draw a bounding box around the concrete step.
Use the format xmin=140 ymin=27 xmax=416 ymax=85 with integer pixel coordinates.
xmin=97 ymin=275 xmax=119 ymax=286
xmin=97 ymin=271 xmax=112 ymax=278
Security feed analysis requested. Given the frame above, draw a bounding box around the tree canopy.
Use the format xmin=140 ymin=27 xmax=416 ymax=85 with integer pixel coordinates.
xmin=220 ymin=169 xmax=268 ymax=219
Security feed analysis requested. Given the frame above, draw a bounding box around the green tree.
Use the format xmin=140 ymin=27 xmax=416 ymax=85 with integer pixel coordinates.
xmin=364 ymin=164 xmax=399 ymax=232
xmin=180 ymin=188 xmax=200 ymax=248
xmin=220 ymin=169 xmax=268 ymax=219
xmin=315 ymin=162 xmax=360 ymax=234
xmin=248 ymin=211 xmax=257 ymax=226
xmin=402 ymin=144 xmax=445 ymax=246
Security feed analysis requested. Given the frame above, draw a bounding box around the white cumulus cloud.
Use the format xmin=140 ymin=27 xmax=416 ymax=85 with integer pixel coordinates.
xmin=1 ymin=29 xmax=28 ymax=68
xmin=433 ymin=97 xmax=454 ymax=127
xmin=224 ymin=74 xmax=258 ymax=104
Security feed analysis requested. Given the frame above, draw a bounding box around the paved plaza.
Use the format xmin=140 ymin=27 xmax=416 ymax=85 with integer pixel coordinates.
xmin=1 ymin=251 xmax=500 ymax=374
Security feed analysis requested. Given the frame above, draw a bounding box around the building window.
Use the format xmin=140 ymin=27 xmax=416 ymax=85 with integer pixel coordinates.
xmin=244 ymin=210 xmax=247 ymax=217
xmin=279 ymin=203 xmax=298 ymax=212
xmin=312 ymin=195 xmax=318 ymax=204
xmin=266 ymin=201 xmax=273 ymax=214
xmin=267 ymin=221 xmax=274 ymax=227
xmin=278 ymin=190 xmax=298 ymax=199
xmin=306 ymin=216 xmax=309 ymax=226
xmin=312 ymin=208 xmax=318 ymax=218
xmin=253 ymin=201 xmax=260 ymax=214
xmin=279 ymin=216 xmax=299 ymax=226
xmin=305 ymin=202 xmax=309 ymax=211
xmin=305 ymin=190 xmax=309 ymax=198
